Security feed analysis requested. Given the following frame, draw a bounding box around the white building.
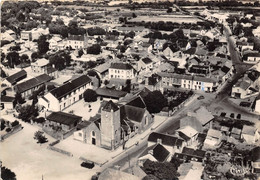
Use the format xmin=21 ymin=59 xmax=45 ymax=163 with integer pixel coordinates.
xmin=39 ymin=75 xmax=92 ymax=111
xmin=66 ymin=34 xmax=88 ymax=49
xmin=138 ymin=58 xmax=153 ymax=72
xmin=109 ymin=63 xmax=135 ymax=80
xmin=31 ymin=58 xmax=49 ymax=74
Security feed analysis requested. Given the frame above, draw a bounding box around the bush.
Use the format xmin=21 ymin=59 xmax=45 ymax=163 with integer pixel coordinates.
xmin=34 ymin=131 xmax=48 ymax=144
xmin=1 ymin=120 xmax=6 ymax=131
xmin=6 ymin=128 xmax=11 ymax=132
xmin=83 ymin=89 xmax=97 ymax=102
xmin=33 ymin=117 xmax=45 ymax=124
xmin=11 ymin=120 xmax=19 ymax=127
xmin=1 ymin=166 xmax=16 ymax=180
xmin=87 ymin=44 xmax=101 ymax=55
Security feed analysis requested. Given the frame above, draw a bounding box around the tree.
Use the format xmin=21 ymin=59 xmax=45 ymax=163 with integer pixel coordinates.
xmin=167 ymin=8 xmax=172 ymax=13
xmin=122 ymin=79 xmax=131 ymax=93
xmin=207 ymin=41 xmax=217 ymax=52
xmin=87 ymin=27 xmax=106 ymax=36
xmin=125 ymin=31 xmax=135 ymax=39
xmin=143 ymin=90 xmax=167 ymax=113
xmin=6 ymin=51 xmax=20 ymax=68
xmin=37 ymin=35 xmax=49 ymax=54
xmin=87 ymin=44 xmax=101 ymax=55
xmin=83 ymin=89 xmax=97 ymax=102
xmin=1 ymin=166 xmax=16 ymax=180
xmin=132 ymin=13 xmax=137 ymax=18
xmin=142 ymin=160 xmax=179 ymax=180
xmin=1 ymin=68 xmax=7 ymax=78
xmin=49 ymin=51 xmax=71 ymax=70
xmin=18 ymin=104 xmax=38 ymax=123
xmin=34 ymin=131 xmax=48 ymax=144
xmin=31 ymin=52 xmax=39 ymax=62
xmin=78 ymin=49 xmax=84 ymax=57
xmin=14 ymin=93 xmax=25 ymax=105
xmin=20 ymin=54 xmax=29 ymax=64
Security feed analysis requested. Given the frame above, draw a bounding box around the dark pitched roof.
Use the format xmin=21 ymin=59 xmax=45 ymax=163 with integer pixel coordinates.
xmin=126 ymin=96 xmax=146 ymax=109
xmin=182 ymin=147 xmax=206 ymax=159
xmin=102 ymin=100 xmax=119 ymax=112
xmin=183 ymin=47 xmax=196 ymax=55
xmin=50 ymin=75 xmax=91 ymax=100
xmin=152 ymin=144 xmax=170 ymax=162
xmin=110 ymin=63 xmax=133 ymax=70
xmin=134 ymin=87 xmax=151 ymax=99
xmin=252 ymin=146 xmax=260 ymax=162
xmin=77 ymin=121 xmax=92 ymax=130
xmin=46 ymin=66 xmax=57 ymax=74
xmin=47 ymin=111 xmax=82 ymax=126
xmin=142 ymin=58 xmax=153 ymax=64
xmin=148 ymin=132 xmax=184 ymax=147
xmin=15 ymin=74 xmax=51 ymax=93
xmin=68 ymin=34 xmax=85 ymax=41
xmin=221 ymin=66 xmax=230 ymax=74
xmin=122 ymin=105 xmax=145 ymax=123
xmin=178 ymin=131 xmax=191 ymax=141
xmin=96 ymin=88 xmax=127 ymax=99
xmin=1 ymin=95 xmax=15 ymax=102
xmin=6 ymin=70 xmax=27 ymax=85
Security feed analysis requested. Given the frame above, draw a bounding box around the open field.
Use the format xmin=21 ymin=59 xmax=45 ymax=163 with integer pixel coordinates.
xmin=129 ymin=15 xmax=203 ymax=23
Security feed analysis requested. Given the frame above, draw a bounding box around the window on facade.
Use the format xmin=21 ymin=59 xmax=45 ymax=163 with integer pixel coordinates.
xmin=92 ymin=131 xmax=95 ymax=136
xmin=115 ymin=130 xmax=117 ymax=134
xmin=79 ymin=132 xmax=82 ymax=137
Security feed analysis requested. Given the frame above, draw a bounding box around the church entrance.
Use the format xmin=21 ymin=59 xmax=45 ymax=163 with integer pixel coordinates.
xmin=92 ymin=138 xmax=96 ymax=145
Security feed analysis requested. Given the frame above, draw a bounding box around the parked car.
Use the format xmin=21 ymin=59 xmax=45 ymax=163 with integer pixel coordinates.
xmin=81 ymin=161 xmax=94 ymax=169
xmin=197 ymin=95 xmax=204 ymax=100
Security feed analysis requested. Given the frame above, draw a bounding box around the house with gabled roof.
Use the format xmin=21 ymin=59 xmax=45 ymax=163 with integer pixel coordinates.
xmin=139 ymin=74 xmax=161 ymax=92
xmin=31 ymin=58 xmax=50 ymax=74
xmin=203 ymin=129 xmax=222 ymax=149
xmin=109 ymin=63 xmax=136 ymax=80
xmin=14 ymin=74 xmax=52 ymax=98
xmin=148 ymin=132 xmax=184 ymax=155
xmin=176 ymin=126 xmax=199 ymax=146
xmin=45 ymin=111 xmax=82 ymax=132
xmin=241 ymin=125 xmax=259 ymax=144
xmin=231 ymin=79 xmax=252 ymax=99
xmin=38 ymin=75 xmax=92 ymax=111
xmin=174 ymin=147 xmax=206 ymax=163
xmin=139 ymin=143 xmax=171 ymax=164
xmin=66 ymin=34 xmax=88 ymax=49
xmin=2 ymin=70 xmax=27 ymax=87
xmin=138 ymin=57 xmax=153 ymax=72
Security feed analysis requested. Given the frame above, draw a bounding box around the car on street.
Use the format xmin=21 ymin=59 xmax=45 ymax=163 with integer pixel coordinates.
xmin=197 ymin=95 xmax=205 ymax=100
xmin=81 ymin=161 xmax=95 ymax=169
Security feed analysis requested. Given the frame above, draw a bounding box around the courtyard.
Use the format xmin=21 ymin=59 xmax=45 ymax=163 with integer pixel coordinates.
xmin=0 ymin=114 xmax=96 ymax=180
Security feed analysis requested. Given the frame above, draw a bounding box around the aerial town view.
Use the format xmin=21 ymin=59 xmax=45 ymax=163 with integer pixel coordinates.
xmin=1 ymin=0 xmax=260 ymax=179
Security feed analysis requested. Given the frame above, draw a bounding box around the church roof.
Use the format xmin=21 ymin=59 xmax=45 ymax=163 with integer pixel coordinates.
xmin=126 ymin=96 xmax=146 ymax=109
xmin=103 ymin=100 xmax=119 ymax=112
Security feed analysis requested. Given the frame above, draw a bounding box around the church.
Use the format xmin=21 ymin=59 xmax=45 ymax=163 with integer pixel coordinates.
xmin=73 ymin=96 xmax=153 ymax=150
